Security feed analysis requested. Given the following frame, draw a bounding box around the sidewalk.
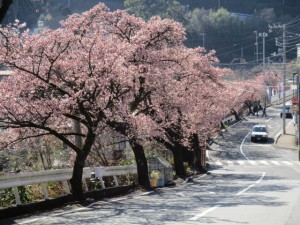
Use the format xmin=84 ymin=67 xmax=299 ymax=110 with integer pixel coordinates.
xmin=275 ymin=121 xmax=298 ymax=150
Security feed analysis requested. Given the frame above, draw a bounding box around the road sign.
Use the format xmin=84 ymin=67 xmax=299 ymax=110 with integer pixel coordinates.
xmin=291 ymin=84 xmax=297 ymax=90
xmin=292 ymin=97 xmax=298 ymax=105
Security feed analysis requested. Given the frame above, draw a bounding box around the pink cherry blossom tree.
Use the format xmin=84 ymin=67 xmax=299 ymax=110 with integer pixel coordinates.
xmin=0 ymin=4 xmax=139 ymax=200
xmin=0 ymin=2 xmax=261 ymax=201
xmin=0 ymin=3 xmax=206 ymax=198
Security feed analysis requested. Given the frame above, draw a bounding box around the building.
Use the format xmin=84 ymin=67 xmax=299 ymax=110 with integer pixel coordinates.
xmin=0 ymin=70 xmax=12 ymax=81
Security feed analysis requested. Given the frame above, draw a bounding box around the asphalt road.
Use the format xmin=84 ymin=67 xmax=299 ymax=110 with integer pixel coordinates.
xmin=2 ymin=105 xmax=300 ymax=225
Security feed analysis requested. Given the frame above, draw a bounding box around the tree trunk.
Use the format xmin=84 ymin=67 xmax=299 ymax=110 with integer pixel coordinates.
xmin=182 ymin=148 xmax=194 ymax=166
xmin=172 ymin=144 xmax=186 ymax=177
xmin=70 ymin=131 xmax=95 ymax=201
xmin=70 ymin=152 xmax=86 ymax=201
xmin=153 ymin=136 xmax=187 ymax=177
xmin=231 ymin=109 xmax=240 ymax=121
xmin=129 ymin=139 xmax=150 ymax=188
xmin=220 ymin=121 xmax=226 ymax=129
xmin=244 ymin=100 xmax=253 ymax=115
xmin=190 ymin=134 xmax=206 ymax=173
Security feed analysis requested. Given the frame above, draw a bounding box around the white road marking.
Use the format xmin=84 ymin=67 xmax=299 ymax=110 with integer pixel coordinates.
xmin=237 ymin=160 xmax=246 ymax=165
xmin=270 ymin=161 xmax=281 ymax=165
xmin=215 ymin=161 xmax=223 ymax=166
xmin=189 ymin=172 xmax=266 ymax=221
xmin=189 ymin=205 xmax=221 ymax=221
xmin=248 ymin=160 xmax=257 ymax=165
xmin=240 ymin=132 xmax=251 ymax=160
xmin=236 ymin=172 xmax=265 ymax=196
xmin=236 ymin=184 xmax=255 ymax=196
xmin=211 ymin=160 xmax=294 ymax=167
xmin=226 ymin=160 xmax=234 ymax=166
xmin=260 ymin=160 xmax=270 ymax=165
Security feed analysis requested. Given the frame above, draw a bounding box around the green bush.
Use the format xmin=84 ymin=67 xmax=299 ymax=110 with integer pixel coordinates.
xmin=0 ymin=186 xmax=33 ymax=207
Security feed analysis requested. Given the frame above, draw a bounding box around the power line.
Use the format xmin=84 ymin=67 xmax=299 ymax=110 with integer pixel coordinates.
xmin=286 ymin=15 xmax=300 ymax=27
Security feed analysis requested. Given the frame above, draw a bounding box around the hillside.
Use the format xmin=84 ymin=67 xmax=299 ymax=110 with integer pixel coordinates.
xmin=1 ymin=0 xmax=299 ymax=63
xmin=178 ymin=0 xmax=299 ymax=18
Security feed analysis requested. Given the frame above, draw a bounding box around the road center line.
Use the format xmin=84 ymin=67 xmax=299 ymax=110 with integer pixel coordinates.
xmin=189 ymin=205 xmax=221 ymax=221
xmin=240 ymin=132 xmax=250 ymax=160
xmin=236 ymin=172 xmax=265 ymax=196
xmin=266 ymin=118 xmax=272 ymax=123
xmin=236 ymin=184 xmax=255 ymax=196
xmin=189 ymin=172 xmax=266 ymax=221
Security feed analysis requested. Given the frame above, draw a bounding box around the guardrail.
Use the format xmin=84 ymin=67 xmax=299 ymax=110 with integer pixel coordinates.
xmin=0 ymin=165 xmax=137 ymax=205
xmin=94 ymin=165 xmax=137 ymax=188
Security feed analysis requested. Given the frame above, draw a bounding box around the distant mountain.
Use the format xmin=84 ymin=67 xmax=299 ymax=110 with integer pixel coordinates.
xmin=178 ymin=0 xmax=299 ymax=19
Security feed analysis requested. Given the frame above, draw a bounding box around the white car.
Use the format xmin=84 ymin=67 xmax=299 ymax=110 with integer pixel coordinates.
xmin=250 ymin=124 xmax=268 ymax=142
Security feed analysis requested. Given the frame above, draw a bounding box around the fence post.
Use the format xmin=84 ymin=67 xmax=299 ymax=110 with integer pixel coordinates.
xmin=126 ymin=174 xmax=130 ymax=185
xmin=13 ymin=187 xmax=21 ymax=205
xmin=62 ymin=181 xmax=71 ymax=194
xmin=94 ymin=167 xmax=106 ymax=188
xmin=113 ymin=175 xmax=119 ymax=187
xmin=41 ymin=183 xmax=49 ymax=199
xmin=82 ymin=179 xmax=89 ymax=192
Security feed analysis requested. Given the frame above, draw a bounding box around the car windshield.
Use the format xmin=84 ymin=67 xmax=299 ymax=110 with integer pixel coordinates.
xmin=282 ymin=106 xmax=290 ymax=112
xmin=253 ymin=127 xmax=266 ymax=132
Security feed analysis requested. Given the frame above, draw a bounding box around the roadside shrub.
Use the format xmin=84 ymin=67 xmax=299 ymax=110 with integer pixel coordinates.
xmin=0 ymin=186 xmax=33 ymax=207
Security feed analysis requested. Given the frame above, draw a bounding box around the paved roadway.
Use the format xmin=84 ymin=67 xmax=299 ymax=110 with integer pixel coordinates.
xmin=2 ymin=105 xmax=300 ymax=225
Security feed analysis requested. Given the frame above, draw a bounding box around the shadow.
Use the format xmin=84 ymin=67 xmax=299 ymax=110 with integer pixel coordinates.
xmin=1 ymin=172 xmax=296 ymax=225
xmin=3 ymin=173 xmax=292 ymax=225
xmin=250 ymin=137 xmax=275 ymax=144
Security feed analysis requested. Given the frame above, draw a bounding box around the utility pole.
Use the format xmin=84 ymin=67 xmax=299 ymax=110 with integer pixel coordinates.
xmin=282 ymin=24 xmax=287 ymax=134
xmin=268 ymin=57 xmax=271 ymax=104
xmin=259 ymin=32 xmax=268 ymax=80
xmin=269 ymin=23 xmax=287 ymax=134
xmin=259 ymin=32 xmax=268 ymax=105
xmin=296 ymin=74 xmax=300 ymax=161
xmin=200 ymin=33 xmax=206 ymax=49
xmin=254 ymin=31 xmax=258 ymax=63
xmin=241 ymin=44 xmax=244 ymax=59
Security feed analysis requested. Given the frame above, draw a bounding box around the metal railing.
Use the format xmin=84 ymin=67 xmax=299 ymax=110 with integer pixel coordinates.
xmin=0 ymin=165 xmax=137 ymax=205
